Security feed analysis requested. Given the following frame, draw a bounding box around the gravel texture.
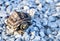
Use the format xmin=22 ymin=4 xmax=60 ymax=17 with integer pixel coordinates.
xmin=0 ymin=0 xmax=60 ymax=41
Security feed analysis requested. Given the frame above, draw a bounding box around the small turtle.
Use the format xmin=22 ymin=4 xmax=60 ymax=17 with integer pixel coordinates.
xmin=5 ymin=11 xmax=31 ymax=35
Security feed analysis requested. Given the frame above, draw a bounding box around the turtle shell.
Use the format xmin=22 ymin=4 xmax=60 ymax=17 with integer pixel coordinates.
xmin=5 ymin=11 xmax=31 ymax=35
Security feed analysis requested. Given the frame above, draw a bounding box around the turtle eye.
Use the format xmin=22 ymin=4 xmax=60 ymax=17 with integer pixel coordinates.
xmin=22 ymin=24 xmax=27 ymax=30
xmin=20 ymin=22 xmax=28 ymax=30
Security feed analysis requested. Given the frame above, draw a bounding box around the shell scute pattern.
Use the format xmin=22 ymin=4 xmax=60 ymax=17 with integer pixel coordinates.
xmin=5 ymin=11 xmax=31 ymax=35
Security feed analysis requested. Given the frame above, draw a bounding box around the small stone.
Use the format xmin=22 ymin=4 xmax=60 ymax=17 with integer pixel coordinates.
xmin=40 ymin=31 xmax=45 ymax=37
xmin=41 ymin=38 xmax=46 ymax=41
xmin=29 ymin=9 xmax=36 ymax=17
xmin=32 ymin=36 xmax=40 ymax=41
xmin=34 ymin=27 xmax=39 ymax=31
xmin=6 ymin=5 xmax=12 ymax=14
xmin=0 ymin=11 xmax=7 ymax=18
xmin=35 ymin=0 xmax=40 ymax=4
xmin=48 ymin=22 xmax=57 ymax=28
xmin=48 ymin=16 xmax=56 ymax=22
xmin=23 ymin=32 xmax=30 ymax=41
xmin=47 ymin=28 xmax=51 ymax=35
xmin=0 ymin=0 xmax=3 ymax=4
xmin=45 ymin=0 xmax=53 ymax=3
xmin=23 ymin=6 xmax=29 ymax=11
xmin=5 ymin=2 xmax=10 ymax=6
xmin=37 ymin=3 xmax=42 ymax=10
xmin=42 ymin=18 xmax=48 ymax=26
xmin=30 ymin=31 xmax=35 ymax=40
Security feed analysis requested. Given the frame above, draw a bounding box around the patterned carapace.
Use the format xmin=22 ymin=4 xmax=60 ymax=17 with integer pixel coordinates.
xmin=5 ymin=11 xmax=31 ymax=35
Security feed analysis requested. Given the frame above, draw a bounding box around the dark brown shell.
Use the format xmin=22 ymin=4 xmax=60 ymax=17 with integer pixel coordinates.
xmin=5 ymin=11 xmax=31 ymax=35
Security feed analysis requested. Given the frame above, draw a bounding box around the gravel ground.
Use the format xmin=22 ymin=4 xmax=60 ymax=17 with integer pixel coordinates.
xmin=0 ymin=0 xmax=60 ymax=41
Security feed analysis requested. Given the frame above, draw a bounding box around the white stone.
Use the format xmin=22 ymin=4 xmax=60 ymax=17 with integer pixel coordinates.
xmin=23 ymin=32 xmax=28 ymax=38
xmin=8 ymin=38 xmax=14 ymax=41
xmin=52 ymin=13 xmax=60 ymax=16
xmin=35 ymin=0 xmax=40 ymax=4
xmin=2 ymin=32 xmax=8 ymax=39
xmin=0 ymin=6 xmax=6 ymax=11
xmin=56 ymin=2 xmax=60 ymax=7
xmin=0 ymin=0 xmax=3 ymax=4
xmin=0 ymin=37 xmax=1 ymax=40
xmin=56 ymin=30 xmax=60 ymax=37
xmin=30 ymin=35 xmax=35 ymax=40
xmin=55 ymin=33 xmax=60 ymax=40
xmin=54 ymin=0 xmax=58 ymax=2
xmin=31 ymin=31 xmax=35 ymax=36
xmin=15 ymin=34 xmax=21 ymax=38
xmin=37 ymin=3 xmax=42 ymax=10
xmin=45 ymin=0 xmax=53 ymax=3
xmin=43 ymin=14 xmax=48 ymax=18
xmin=34 ymin=36 xmax=40 ymax=41
xmin=22 ymin=32 xmax=30 ymax=40
xmin=40 ymin=31 xmax=45 ymax=37
xmin=30 ymin=31 xmax=35 ymax=40
xmin=56 ymin=7 xmax=60 ymax=12
xmin=56 ymin=3 xmax=60 ymax=12
xmin=24 ymin=6 xmax=29 ymax=11
xmin=5 ymin=2 xmax=10 ymax=6
xmin=28 ymin=9 xmax=36 ymax=17
xmin=22 ymin=32 xmax=30 ymax=41
xmin=41 ymin=38 xmax=46 ymax=41
xmin=48 ymin=34 xmax=53 ymax=39
xmin=15 ymin=38 xmax=21 ymax=41
xmin=0 ymin=11 xmax=7 ymax=17
xmin=0 ymin=27 xmax=3 ymax=30
xmin=6 ymin=6 xmax=12 ymax=14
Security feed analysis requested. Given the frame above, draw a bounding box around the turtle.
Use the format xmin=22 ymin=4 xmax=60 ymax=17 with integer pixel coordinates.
xmin=5 ymin=11 xmax=31 ymax=35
